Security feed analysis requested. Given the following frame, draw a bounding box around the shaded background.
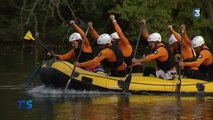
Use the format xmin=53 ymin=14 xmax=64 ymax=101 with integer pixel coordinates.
xmin=1 ymin=0 xmax=213 ymax=51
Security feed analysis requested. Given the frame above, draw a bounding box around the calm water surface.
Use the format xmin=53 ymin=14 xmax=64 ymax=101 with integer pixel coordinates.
xmin=1 ymin=46 xmax=213 ymax=120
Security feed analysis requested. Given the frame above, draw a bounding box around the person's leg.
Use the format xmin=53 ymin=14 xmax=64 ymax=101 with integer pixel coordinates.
xmin=110 ymin=70 xmax=127 ymax=77
xmin=92 ymin=65 xmax=105 ymax=73
xmin=165 ymin=70 xmax=177 ymax=80
xmin=143 ymin=67 xmax=156 ymax=77
xmin=194 ymin=71 xmax=209 ymax=80
xmin=131 ymin=65 xmax=144 ymax=73
xmin=185 ymin=70 xmax=210 ymax=80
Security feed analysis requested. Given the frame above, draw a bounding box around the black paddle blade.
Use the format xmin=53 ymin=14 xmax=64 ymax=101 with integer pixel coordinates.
xmin=26 ymin=64 xmax=41 ymax=86
xmin=175 ymin=78 xmax=181 ymax=94
xmin=123 ymin=74 xmax=132 ymax=92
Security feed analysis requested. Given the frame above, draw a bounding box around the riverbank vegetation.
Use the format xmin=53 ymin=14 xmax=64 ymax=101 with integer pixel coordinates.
xmin=1 ymin=0 xmax=212 ymax=49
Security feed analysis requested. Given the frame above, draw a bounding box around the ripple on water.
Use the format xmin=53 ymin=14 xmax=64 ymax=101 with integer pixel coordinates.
xmin=27 ymin=85 xmax=127 ymax=99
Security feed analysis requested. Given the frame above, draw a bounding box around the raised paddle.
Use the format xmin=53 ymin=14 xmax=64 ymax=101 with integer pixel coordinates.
xmin=175 ymin=29 xmax=184 ymax=93
xmin=24 ymin=31 xmax=55 ymax=86
xmin=24 ymin=31 xmax=55 ymax=56
xmin=123 ymin=23 xmax=143 ymax=92
xmin=64 ymin=27 xmax=89 ymax=89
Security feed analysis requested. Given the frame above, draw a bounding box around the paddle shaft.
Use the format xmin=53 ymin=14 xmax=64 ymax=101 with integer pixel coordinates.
xmin=25 ymin=33 xmax=55 ymax=86
xmin=65 ymin=27 xmax=89 ymax=89
xmin=123 ymin=24 xmax=143 ymax=92
xmin=176 ymin=30 xmax=184 ymax=93
xmin=130 ymin=25 xmax=143 ymax=73
xmin=26 ymin=63 xmax=41 ymax=86
xmin=34 ymin=38 xmax=57 ymax=58
xmin=36 ymin=41 xmax=51 ymax=53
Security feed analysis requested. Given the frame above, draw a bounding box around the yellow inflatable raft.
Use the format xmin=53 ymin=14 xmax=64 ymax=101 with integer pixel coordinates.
xmin=39 ymin=60 xmax=213 ymax=94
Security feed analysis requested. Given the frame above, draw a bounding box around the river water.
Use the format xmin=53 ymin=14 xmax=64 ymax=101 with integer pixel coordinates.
xmin=1 ymin=45 xmax=213 ymax=120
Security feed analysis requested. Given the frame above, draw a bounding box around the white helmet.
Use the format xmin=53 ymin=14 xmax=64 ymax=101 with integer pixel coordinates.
xmin=168 ymin=34 xmax=178 ymax=45
xmin=97 ymin=33 xmax=111 ymax=45
xmin=110 ymin=32 xmax=120 ymax=40
xmin=69 ymin=32 xmax=82 ymax=42
xmin=191 ymin=36 xmax=205 ymax=48
xmin=148 ymin=32 xmax=162 ymax=42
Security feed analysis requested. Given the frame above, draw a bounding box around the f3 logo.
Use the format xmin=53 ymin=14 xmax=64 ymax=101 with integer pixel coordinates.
xmin=193 ymin=8 xmax=200 ymax=18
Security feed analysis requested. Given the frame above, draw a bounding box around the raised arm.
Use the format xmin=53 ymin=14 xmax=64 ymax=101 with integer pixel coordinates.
xmin=109 ymin=15 xmax=130 ymax=46
xmin=180 ymin=24 xmax=192 ymax=47
xmin=70 ymin=20 xmax=90 ymax=46
xmin=168 ymin=25 xmax=181 ymax=41
xmin=140 ymin=19 xmax=149 ymax=40
xmin=88 ymin=21 xmax=99 ymax=40
xmin=139 ymin=19 xmax=149 ymax=46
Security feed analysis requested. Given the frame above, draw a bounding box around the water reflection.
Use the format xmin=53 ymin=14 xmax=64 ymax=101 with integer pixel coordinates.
xmin=26 ymin=86 xmax=213 ymax=120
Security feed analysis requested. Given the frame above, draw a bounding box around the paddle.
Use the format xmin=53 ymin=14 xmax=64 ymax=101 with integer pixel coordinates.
xmin=64 ymin=27 xmax=89 ymax=89
xmin=175 ymin=29 xmax=184 ymax=93
xmin=24 ymin=31 xmax=55 ymax=86
xmin=26 ymin=63 xmax=41 ymax=86
xmin=24 ymin=31 xmax=55 ymax=56
xmin=123 ymin=23 xmax=143 ymax=92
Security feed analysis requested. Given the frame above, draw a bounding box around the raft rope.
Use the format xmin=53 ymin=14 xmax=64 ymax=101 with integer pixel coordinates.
xmin=130 ymin=81 xmax=209 ymax=86
xmin=59 ymin=61 xmax=210 ymax=87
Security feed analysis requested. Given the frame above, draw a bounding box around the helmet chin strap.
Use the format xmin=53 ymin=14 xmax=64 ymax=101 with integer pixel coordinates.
xmin=116 ymin=39 xmax=120 ymax=44
xmin=201 ymin=44 xmax=205 ymax=49
xmin=154 ymin=42 xmax=158 ymax=49
xmin=105 ymin=43 xmax=110 ymax=47
xmin=77 ymin=40 xmax=82 ymax=49
xmin=198 ymin=46 xmax=203 ymax=52
xmin=99 ymin=43 xmax=108 ymax=49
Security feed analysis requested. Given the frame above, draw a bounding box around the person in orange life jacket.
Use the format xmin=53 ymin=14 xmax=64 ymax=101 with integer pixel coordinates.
xmin=167 ymin=25 xmax=182 ymax=62
xmin=109 ymin=14 xmax=143 ymax=73
xmin=168 ymin=25 xmax=197 ymax=70
xmin=140 ymin=19 xmax=161 ymax=55
xmin=179 ymin=36 xmax=213 ymax=80
xmin=55 ymin=20 xmax=104 ymax=73
xmin=132 ymin=33 xmax=177 ymax=80
xmin=74 ymin=33 xmax=127 ymax=77
xmin=139 ymin=19 xmax=176 ymax=79
xmin=168 ymin=25 xmax=197 ymax=77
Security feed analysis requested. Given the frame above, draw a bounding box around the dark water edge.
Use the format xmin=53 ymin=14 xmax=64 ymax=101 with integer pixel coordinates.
xmin=1 ymin=84 xmax=213 ymax=120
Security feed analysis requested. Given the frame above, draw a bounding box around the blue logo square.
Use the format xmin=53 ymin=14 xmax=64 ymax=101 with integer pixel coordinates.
xmin=193 ymin=8 xmax=200 ymax=18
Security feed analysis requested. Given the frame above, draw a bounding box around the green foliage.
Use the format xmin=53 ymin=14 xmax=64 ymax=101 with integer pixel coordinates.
xmin=0 ymin=0 xmax=212 ymax=48
xmin=110 ymin=0 xmax=212 ymax=44
xmin=110 ymin=0 xmax=174 ymax=41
